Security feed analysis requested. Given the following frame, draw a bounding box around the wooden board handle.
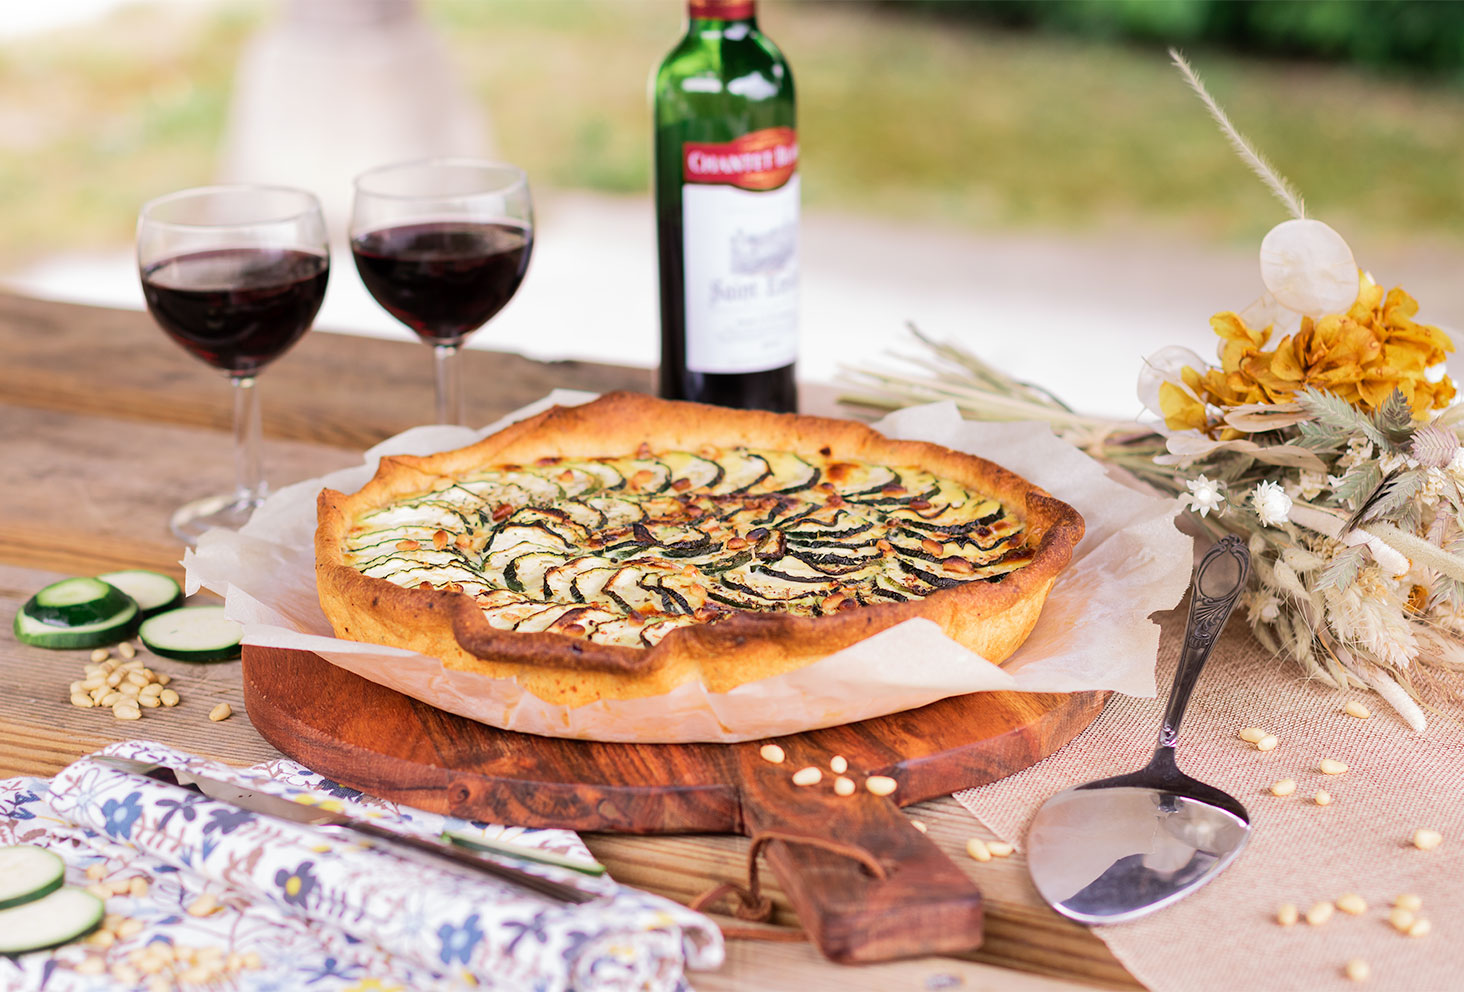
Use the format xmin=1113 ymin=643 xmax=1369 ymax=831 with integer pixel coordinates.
xmin=736 ymin=753 xmax=982 ymax=963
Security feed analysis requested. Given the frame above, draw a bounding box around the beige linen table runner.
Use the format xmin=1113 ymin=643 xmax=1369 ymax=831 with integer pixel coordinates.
xmin=959 ymin=608 xmax=1464 ymax=992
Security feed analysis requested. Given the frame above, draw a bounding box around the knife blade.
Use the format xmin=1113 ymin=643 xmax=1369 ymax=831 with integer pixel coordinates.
xmin=90 ymin=755 xmax=602 ymax=905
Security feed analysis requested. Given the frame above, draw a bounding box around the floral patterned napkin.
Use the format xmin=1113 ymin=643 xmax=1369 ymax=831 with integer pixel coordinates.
xmin=0 ymin=740 xmax=722 ymax=991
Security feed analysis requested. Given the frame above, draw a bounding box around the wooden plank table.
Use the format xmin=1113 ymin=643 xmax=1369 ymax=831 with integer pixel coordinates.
xmin=0 ymin=291 xmax=1138 ymax=991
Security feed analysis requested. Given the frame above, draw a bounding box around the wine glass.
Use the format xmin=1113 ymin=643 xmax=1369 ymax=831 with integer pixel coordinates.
xmin=137 ymin=185 xmax=330 ymax=544
xmin=350 ymin=159 xmax=534 ymax=426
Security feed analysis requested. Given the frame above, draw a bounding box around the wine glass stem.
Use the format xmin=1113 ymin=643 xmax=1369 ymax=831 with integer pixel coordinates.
xmin=231 ymin=374 xmax=265 ymax=506
xmin=434 ymin=343 xmax=464 ymax=426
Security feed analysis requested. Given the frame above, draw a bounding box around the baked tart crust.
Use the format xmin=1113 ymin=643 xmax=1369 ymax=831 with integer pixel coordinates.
xmin=316 ymin=392 xmax=1084 ymax=707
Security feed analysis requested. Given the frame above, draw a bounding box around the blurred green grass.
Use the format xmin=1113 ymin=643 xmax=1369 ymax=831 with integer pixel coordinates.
xmin=1 ymin=0 xmax=1462 ymax=270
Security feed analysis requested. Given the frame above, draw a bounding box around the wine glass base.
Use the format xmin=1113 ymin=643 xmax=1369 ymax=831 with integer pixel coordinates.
xmin=170 ymin=493 xmax=265 ymax=546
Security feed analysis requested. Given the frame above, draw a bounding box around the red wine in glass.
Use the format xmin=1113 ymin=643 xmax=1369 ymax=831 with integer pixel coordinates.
xmin=137 ymin=183 xmax=329 ymax=544
xmin=141 ymin=248 xmax=329 ymax=375
xmin=350 ymin=221 xmax=532 ymax=346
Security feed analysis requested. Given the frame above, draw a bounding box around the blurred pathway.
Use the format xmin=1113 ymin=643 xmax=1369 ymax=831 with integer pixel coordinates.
xmin=7 ymin=191 xmax=1462 ymax=418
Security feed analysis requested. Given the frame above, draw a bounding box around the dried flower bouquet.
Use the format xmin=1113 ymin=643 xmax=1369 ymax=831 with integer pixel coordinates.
xmin=842 ymin=52 xmax=1464 ymax=730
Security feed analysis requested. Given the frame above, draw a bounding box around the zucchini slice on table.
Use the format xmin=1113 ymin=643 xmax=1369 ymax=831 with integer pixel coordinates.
xmin=0 ymin=886 xmax=104 ymax=954
xmin=138 ymin=605 xmax=243 ymax=663
xmin=0 ymin=846 xmax=65 ymax=911
xmin=21 ymin=577 xmax=135 ymax=630
xmin=14 ymin=600 xmax=138 ymax=651
xmin=95 ymin=569 xmax=183 ymax=619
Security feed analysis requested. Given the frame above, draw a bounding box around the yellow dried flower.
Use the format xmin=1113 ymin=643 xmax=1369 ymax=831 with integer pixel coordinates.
xmin=1162 ymin=275 xmax=1455 ymax=435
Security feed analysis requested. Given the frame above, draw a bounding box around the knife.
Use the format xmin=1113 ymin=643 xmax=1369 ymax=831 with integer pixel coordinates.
xmin=90 ymin=755 xmax=603 ymax=905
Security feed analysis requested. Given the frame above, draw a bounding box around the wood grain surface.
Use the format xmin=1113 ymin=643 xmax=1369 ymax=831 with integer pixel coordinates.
xmin=241 ymin=645 xmax=1106 ymax=963
xmin=0 ymin=291 xmax=651 ymax=449
xmin=0 ymin=293 xmax=1141 ymax=990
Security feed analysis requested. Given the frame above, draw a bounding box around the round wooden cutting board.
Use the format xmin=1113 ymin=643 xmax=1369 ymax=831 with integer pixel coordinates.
xmin=241 ymin=645 xmax=1106 ymax=964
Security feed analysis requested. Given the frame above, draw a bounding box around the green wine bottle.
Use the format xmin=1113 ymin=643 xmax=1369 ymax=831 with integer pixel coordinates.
xmin=653 ymin=0 xmax=798 ymax=413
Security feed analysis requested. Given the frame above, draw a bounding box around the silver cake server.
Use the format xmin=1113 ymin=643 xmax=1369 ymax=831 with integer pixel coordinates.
xmin=1026 ymin=535 xmax=1251 ymax=925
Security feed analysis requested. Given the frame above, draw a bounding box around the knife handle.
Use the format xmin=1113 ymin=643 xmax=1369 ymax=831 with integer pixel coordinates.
xmin=338 ymin=819 xmax=602 ymax=905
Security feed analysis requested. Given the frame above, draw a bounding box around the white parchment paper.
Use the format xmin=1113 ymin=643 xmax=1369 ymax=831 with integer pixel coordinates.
xmin=184 ymin=391 xmax=1193 ymax=742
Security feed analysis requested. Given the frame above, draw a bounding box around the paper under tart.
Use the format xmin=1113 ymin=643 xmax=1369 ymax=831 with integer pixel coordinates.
xmin=315 ymin=393 xmax=1084 ymax=708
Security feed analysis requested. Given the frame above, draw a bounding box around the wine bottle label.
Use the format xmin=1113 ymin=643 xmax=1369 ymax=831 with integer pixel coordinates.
xmin=681 ymin=127 xmax=799 ymax=375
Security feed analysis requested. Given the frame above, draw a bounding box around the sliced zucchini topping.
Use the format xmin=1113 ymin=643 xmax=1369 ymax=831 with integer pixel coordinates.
xmin=343 ymin=448 xmax=1033 ymax=648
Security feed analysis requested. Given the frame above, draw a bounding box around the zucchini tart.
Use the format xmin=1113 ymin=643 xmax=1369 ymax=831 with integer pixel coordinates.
xmin=316 ymin=393 xmax=1084 ymax=707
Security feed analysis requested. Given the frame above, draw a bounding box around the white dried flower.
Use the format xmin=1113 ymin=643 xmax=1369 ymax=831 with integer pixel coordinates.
xmin=1183 ymin=474 xmax=1226 ymax=517
xmin=1338 ymin=437 xmax=1374 ymax=470
xmin=1251 ymin=480 xmax=1293 ymax=527
xmin=1325 ymin=572 xmax=1419 ymax=669
xmin=1379 ymin=451 xmax=1411 ymax=475
xmin=1258 ymin=597 xmax=1282 ymax=623
xmin=1419 ymin=468 xmax=1449 ymax=507
xmin=1295 ymin=471 xmax=1326 ymax=500
xmin=1448 ymin=447 xmax=1464 ymax=480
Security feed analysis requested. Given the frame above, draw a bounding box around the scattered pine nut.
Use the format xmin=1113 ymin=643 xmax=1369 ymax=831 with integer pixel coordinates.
xmin=107 ymin=878 xmax=133 ymax=896
xmin=90 ymin=648 xmax=110 ymax=663
xmin=829 ymin=755 xmax=848 ymax=775
xmin=965 ymin=838 xmax=991 ymax=862
xmin=1276 ymin=903 xmax=1299 ymax=926
xmin=866 ymin=775 xmax=898 ymax=797
xmin=833 ymin=776 xmax=855 ymax=797
xmin=118 ymin=642 xmax=136 ymax=660
xmin=1256 ymin=735 xmax=1279 ymax=752
xmin=71 ymin=693 xmax=95 ymax=708
xmin=137 ymin=695 xmax=160 ymax=709
xmin=74 ymin=957 xmax=106 ymax=975
xmin=1314 ymin=789 xmax=1332 ymax=806
xmin=155 ymin=673 xmax=171 ymax=686
xmin=1239 ymin=727 xmax=1268 ymax=743
xmin=1389 ymin=908 xmax=1416 ymax=932
xmin=1319 ymin=759 xmax=1348 ymax=775
xmin=987 ymin=841 xmax=1014 ymax=857
xmin=759 ymin=743 xmax=785 ymax=764
xmin=791 ymin=766 xmax=822 ymax=787
xmin=105 ymin=671 xmax=123 ymax=687
xmin=85 ymin=929 xmax=115 ymax=948
xmin=113 ymin=702 xmax=142 ymax=721
xmin=209 ymin=703 xmax=233 ymax=722
xmin=159 ymin=688 xmax=180 ymax=707
xmin=1337 ymin=893 xmax=1367 ymax=916
xmin=1345 ymin=958 xmax=1370 ymax=983
xmin=1270 ymin=779 xmax=1297 ymax=797
xmin=1412 ymin=828 xmax=1444 ymax=851
xmin=115 ymin=917 xmax=144 ymax=938
xmin=109 ymin=963 xmax=140 ymax=985
xmin=1344 ymin=701 xmax=1370 ymax=719
xmin=1408 ymin=918 xmax=1432 ymax=938
xmin=85 ymin=884 xmax=110 ymax=900
xmin=129 ymin=877 xmax=149 ymax=898
xmin=85 ymin=862 xmax=106 ymax=881
xmin=1306 ymin=901 xmax=1335 ymax=926
xmin=911 ymin=820 xmax=928 ymax=833
xmin=186 ymin=893 xmax=219 ymax=917
xmin=1395 ymin=893 xmax=1423 ymax=912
